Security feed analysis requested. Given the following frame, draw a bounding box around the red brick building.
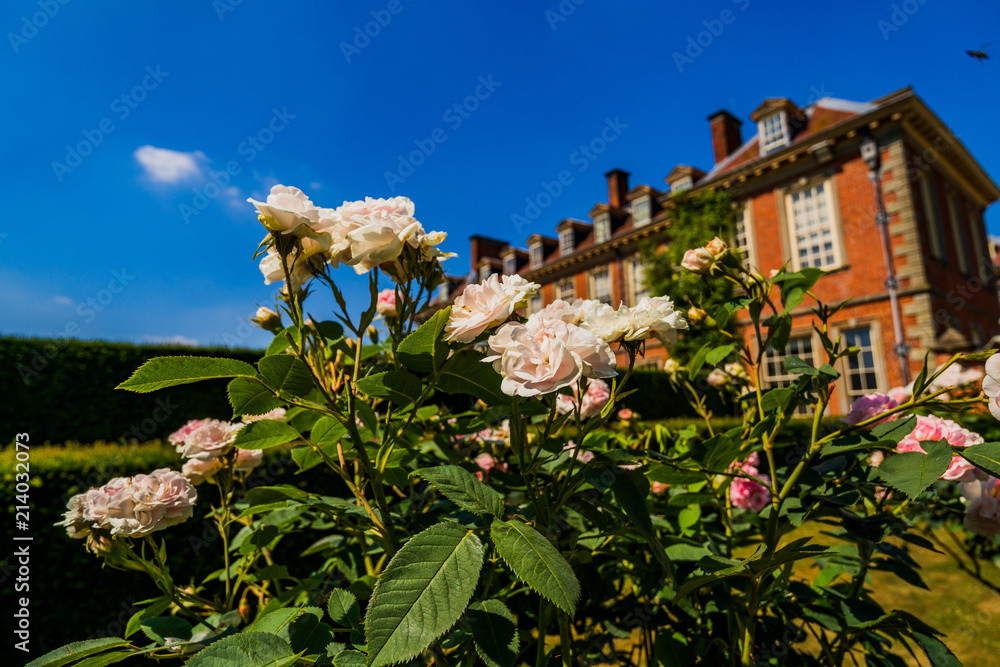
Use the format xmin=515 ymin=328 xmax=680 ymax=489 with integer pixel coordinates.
xmin=450 ymin=87 xmax=1000 ymax=414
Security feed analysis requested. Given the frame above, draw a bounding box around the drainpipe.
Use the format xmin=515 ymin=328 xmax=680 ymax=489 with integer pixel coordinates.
xmin=861 ymin=134 xmax=911 ymax=385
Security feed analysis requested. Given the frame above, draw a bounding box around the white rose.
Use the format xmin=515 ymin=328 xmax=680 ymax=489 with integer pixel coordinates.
xmin=445 ymin=274 xmax=540 ymax=343
xmin=578 ymin=301 xmax=630 ymax=343
xmin=624 ymin=296 xmax=688 ymax=346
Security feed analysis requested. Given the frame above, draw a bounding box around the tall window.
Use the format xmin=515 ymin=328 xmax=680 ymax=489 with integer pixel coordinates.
xmin=920 ymin=173 xmax=946 ymax=261
xmin=969 ymin=206 xmax=989 ymax=279
xmin=842 ymin=327 xmax=880 ymax=398
xmin=629 ymin=257 xmax=649 ymax=304
xmin=762 ymin=336 xmax=816 ymax=415
xmin=530 ymin=243 xmax=543 ymax=268
xmin=556 ymin=278 xmax=575 ymax=301
xmin=503 ymin=255 xmax=517 ymax=275
xmin=947 ymin=194 xmax=970 ymax=275
xmin=594 ymin=213 xmax=611 ymax=244
xmin=786 ymin=181 xmax=841 ymax=270
xmin=760 ymin=112 xmax=788 ymax=153
xmin=591 ymin=268 xmax=612 ymax=304
xmin=733 ymin=203 xmax=753 ymax=265
xmin=559 ymin=229 xmax=575 ymax=256
xmin=632 ymin=196 xmax=651 ymax=226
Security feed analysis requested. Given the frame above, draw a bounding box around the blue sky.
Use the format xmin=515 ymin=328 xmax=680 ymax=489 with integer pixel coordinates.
xmin=2 ymin=0 xmax=998 ymax=350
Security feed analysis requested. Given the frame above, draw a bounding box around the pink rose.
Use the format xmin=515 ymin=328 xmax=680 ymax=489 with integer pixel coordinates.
xmin=474 ymin=453 xmax=497 ymax=471
xmin=681 ymin=247 xmax=715 ymax=273
xmin=886 ymin=386 xmax=911 ymax=405
xmin=445 ymin=274 xmax=539 ymax=343
xmin=556 ymin=378 xmax=612 ymax=419
xmin=842 ymin=393 xmax=899 ymax=429
xmin=961 ymin=477 xmax=1000 ymax=537
xmin=175 ymin=419 xmax=244 ymax=461
xmin=376 ymin=288 xmax=397 ymax=317
xmin=618 ymin=408 xmax=634 ymax=421
xmin=707 ymin=369 xmax=729 ymax=389
xmin=651 ymin=481 xmax=669 ymax=494
xmin=562 ymin=441 xmax=594 ymax=464
xmin=896 ymin=415 xmax=985 ymax=482
xmin=181 ymin=457 xmax=223 ymax=485
xmin=234 ymin=448 xmax=264 ymax=472
xmin=485 ymin=318 xmax=616 ymax=397
xmin=107 ymin=469 xmax=197 ymax=537
xmin=169 ymin=419 xmax=208 ymax=447
xmin=705 ymin=237 xmax=728 ymax=257
xmin=729 ymin=456 xmax=771 ymax=512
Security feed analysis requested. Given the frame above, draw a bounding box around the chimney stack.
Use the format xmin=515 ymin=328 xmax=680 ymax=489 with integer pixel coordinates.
xmin=708 ymin=110 xmax=743 ymax=164
xmin=605 ymin=169 xmax=630 ymax=209
xmin=470 ymin=235 xmax=509 ymax=274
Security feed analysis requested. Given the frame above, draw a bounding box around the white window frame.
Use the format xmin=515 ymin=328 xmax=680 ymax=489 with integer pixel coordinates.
xmin=947 ymin=193 xmax=970 ymax=275
xmin=761 ymin=334 xmax=816 ymax=415
xmin=559 ymin=228 xmax=575 ymax=256
xmin=530 ymin=243 xmax=543 ymax=268
xmin=672 ymin=176 xmax=693 ymax=193
xmin=627 ymin=256 xmax=650 ymax=305
xmin=733 ymin=201 xmax=756 ymax=268
xmin=556 ymin=278 xmax=575 ymax=301
xmin=759 ymin=111 xmax=789 ymax=153
xmin=840 ymin=326 xmax=882 ymax=399
xmin=632 ymin=196 xmax=651 ymax=226
xmin=594 ymin=213 xmax=611 ymax=244
xmin=785 ymin=179 xmax=844 ymax=271
xmin=590 ymin=267 xmax=612 ymax=304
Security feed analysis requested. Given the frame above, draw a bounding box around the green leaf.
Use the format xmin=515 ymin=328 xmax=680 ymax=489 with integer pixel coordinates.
xmin=257 ymin=355 xmax=315 ymax=398
xmin=876 ymin=440 xmax=951 ymax=499
xmin=912 ymin=632 xmax=963 ymax=667
xmin=141 ymin=616 xmax=191 ymax=645
xmin=265 ymin=328 xmax=293 ymax=356
xmin=688 ymin=343 xmax=711 ymax=380
xmin=326 ymin=589 xmax=360 ymax=628
xmin=355 ymin=369 xmax=422 ymax=405
xmin=705 ymin=344 xmax=735 ymax=365
xmin=871 ymin=414 xmax=917 ymax=443
xmin=467 ymin=599 xmax=519 ymax=667
xmin=960 ymin=442 xmax=1000 ymax=479
xmin=228 ymin=377 xmax=284 ymax=419
xmin=332 ymin=650 xmax=367 ymax=667
xmin=25 ymin=639 xmax=132 ymax=667
xmin=397 ymin=307 xmax=451 ymax=373
xmin=124 ymin=597 xmax=171 ymax=638
xmin=439 ymin=350 xmax=510 ymax=406
xmin=365 ymin=522 xmax=485 ymax=667
xmin=760 ymin=387 xmax=794 ymax=412
xmin=783 ymin=356 xmax=818 ymax=376
xmin=314 ymin=320 xmax=345 ymax=344
xmin=413 ymin=465 xmax=506 ymax=518
xmin=490 ymin=518 xmax=580 ymax=615
xmin=186 ymin=632 xmax=294 ymax=667
xmin=116 ymin=356 xmax=256 ymax=393
xmin=291 ymin=417 xmax=348 ymax=472
xmin=768 ymin=314 xmax=792 ymax=352
xmin=233 ymin=419 xmax=300 ymax=450
xmin=840 ymin=599 xmax=893 ymax=629
xmin=71 ymin=651 xmax=136 ymax=667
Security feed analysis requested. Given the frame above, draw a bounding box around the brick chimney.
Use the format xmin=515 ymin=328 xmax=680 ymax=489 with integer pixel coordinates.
xmin=605 ymin=169 xmax=630 ymax=210
xmin=470 ymin=235 xmax=509 ymax=273
xmin=708 ymin=110 xmax=743 ymax=164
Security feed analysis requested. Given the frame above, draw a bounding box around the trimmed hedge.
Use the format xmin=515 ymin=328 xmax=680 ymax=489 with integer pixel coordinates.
xmin=618 ymin=368 xmax=732 ymax=420
xmin=0 ymin=336 xmax=263 ymax=444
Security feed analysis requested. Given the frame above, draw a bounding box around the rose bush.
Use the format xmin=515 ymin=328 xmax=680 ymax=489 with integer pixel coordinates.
xmin=40 ymin=186 xmax=1000 ymax=667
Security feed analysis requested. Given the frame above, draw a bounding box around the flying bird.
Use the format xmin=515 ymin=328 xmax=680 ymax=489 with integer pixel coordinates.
xmin=967 ymin=43 xmax=991 ymax=62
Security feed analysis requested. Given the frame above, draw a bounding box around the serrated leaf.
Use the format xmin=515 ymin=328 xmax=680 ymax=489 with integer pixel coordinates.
xmin=116 ymin=356 xmax=256 ymax=393
xmin=355 ymin=370 xmax=422 ymax=405
xmin=141 ymin=616 xmax=191 ymax=645
xmin=467 ymin=599 xmax=519 ymax=667
xmin=414 ymin=465 xmax=505 ymax=518
xmin=959 ymin=442 xmax=1000 ymax=479
xmin=876 ymin=440 xmax=951 ymax=499
xmin=327 ymin=589 xmax=360 ymax=628
xmin=124 ymin=597 xmax=171 ymax=638
xmin=234 ymin=420 xmax=300 ymax=450
xmin=783 ymin=356 xmax=818 ymax=376
xmin=491 ymin=518 xmax=580 ymax=615
xmin=705 ymin=344 xmax=735 ymax=365
xmin=365 ymin=522 xmax=485 ymax=667
xmin=71 ymin=650 xmax=136 ymax=667
xmin=912 ymin=632 xmax=962 ymax=667
xmin=397 ymin=307 xmax=451 ymax=373
xmin=258 ymin=355 xmax=315 ymax=398
xmin=185 ymin=632 xmax=294 ymax=667
xmin=292 ymin=417 xmax=348 ymax=472
xmin=840 ymin=599 xmax=893 ymax=629
xmin=228 ymin=377 xmax=284 ymax=418
xmin=332 ymin=650 xmax=367 ymax=667
xmin=439 ymin=350 xmax=510 ymax=406
xmin=25 ymin=638 xmax=132 ymax=667
xmin=871 ymin=414 xmax=917 ymax=443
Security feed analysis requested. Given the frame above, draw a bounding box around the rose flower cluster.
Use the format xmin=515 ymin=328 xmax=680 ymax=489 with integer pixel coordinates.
xmin=170 ymin=414 xmax=276 ymax=485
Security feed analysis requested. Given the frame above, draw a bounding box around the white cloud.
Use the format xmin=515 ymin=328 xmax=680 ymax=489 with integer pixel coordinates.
xmin=133 ymin=145 xmax=206 ymax=183
xmin=52 ymin=295 xmax=73 ymax=306
xmin=142 ymin=334 xmax=199 ymax=347
xmin=310 ymin=181 xmax=322 ymax=191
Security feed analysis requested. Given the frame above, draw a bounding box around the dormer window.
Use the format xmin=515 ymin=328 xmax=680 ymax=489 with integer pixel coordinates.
xmin=503 ymin=255 xmax=517 ymax=275
xmin=530 ymin=243 xmax=543 ymax=268
xmin=479 ymin=264 xmax=492 ymax=283
xmin=759 ymin=112 xmax=789 ymax=153
xmin=632 ymin=196 xmax=651 ymax=226
xmin=559 ymin=228 xmax=574 ymax=256
xmin=671 ymin=176 xmax=693 ymax=193
xmin=594 ymin=213 xmax=611 ymax=244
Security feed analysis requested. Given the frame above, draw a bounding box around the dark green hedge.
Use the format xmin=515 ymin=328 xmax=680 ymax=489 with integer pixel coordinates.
xmin=617 ymin=368 xmax=733 ymax=420
xmin=0 ymin=336 xmax=264 ymax=444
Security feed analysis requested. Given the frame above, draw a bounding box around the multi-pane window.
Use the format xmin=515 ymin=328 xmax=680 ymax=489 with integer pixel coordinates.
xmin=591 ymin=268 xmax=612 ymax=304
xmin=478 ymin=264 xmax=492 ymax=283
xmin=920 ymin=173 xmax=946 ymax=260
xmin=947 ymin=194 xmax=971 ymax=275
xmin=632 ymin=197 xmax=651 ymax=226
xmin=530 ymin=243 xmax=543 ymax=268
xmin=672 ymin=176 xmax=693 ymax=193
xmin=733 ymin=204 xmax=753 ymax=264
xmin=594 ymin=213 xmax=611 ymax=244
xmin=556 ymin=278 xmax=575 ymax=301
xmin=503 ymin=255 xmax=517 ymax=275
xmin=760 ymin=112 xmax=788 ymax=152
xmin=842 ymin=327 xmax=880 ymax=398
xmin=559 ymin=229 xmax=575 ymax=256
xmin=629 ymin=257 xmax=649 ymax=304
xmin=762 ymin=336 xmax=815 ymax=415
xmin=787 ymin=182 xmax=840 ymax=270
